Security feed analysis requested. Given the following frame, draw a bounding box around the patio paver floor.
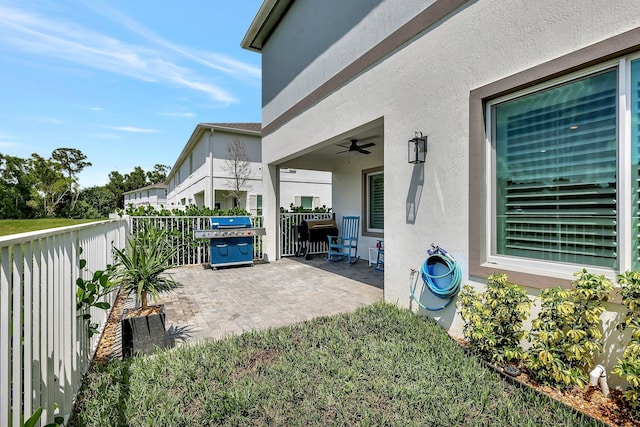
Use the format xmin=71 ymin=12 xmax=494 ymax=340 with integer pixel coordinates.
xmin=113 ymin=255 xmax=383 ymax=357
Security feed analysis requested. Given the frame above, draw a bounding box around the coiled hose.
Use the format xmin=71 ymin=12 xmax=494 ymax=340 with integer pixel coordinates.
xmin=409 ymin=244 xmax=462 ymax=311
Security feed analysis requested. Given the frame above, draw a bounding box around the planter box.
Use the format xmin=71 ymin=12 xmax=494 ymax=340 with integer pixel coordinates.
xmin=121 ymin=304 xmax=168 ymax=358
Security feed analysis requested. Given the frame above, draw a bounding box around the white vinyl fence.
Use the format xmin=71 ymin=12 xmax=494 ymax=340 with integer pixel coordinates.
xmin=0 ymin=219 xmax=128 ymax=427
xmin=128 ymin=216 xmax=264 ymax=265
xmin=280 ymin=212 xmax=334 ymax=257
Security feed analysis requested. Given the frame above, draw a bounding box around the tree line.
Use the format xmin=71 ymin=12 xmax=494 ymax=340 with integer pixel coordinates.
xmin=0 ymin=148 xmax=169 ymax=219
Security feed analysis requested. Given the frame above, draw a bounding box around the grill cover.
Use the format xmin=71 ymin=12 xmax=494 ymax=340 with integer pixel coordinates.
xmin=210 ymin=216 xmax=252 ymax=229
xmin=298 ymin=219 xmax=338 ymax=242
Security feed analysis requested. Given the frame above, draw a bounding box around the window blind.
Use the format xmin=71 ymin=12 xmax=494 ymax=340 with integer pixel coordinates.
xmin=494 ymin=70 xmax=618 ymax=268
xmin=369 ymin=173 xmax=384 ymax=230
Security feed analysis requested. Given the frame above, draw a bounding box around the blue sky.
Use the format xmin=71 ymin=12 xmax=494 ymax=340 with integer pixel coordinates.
xmin=0 ymin=0 xmax=263 ymax=188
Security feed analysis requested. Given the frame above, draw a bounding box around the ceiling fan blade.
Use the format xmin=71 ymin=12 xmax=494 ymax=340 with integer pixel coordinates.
xmin=356 ymin=135 xmax=378 ymax=142
xmin=336 ymin=143 xmax=351 ymax=149
xmin=358 ymin=142 xmax=375 ymax=149
xmin=358 ymin=149 xmax=371 ymax=154
xmin=336 ymin=148 xmax=350 ymax=154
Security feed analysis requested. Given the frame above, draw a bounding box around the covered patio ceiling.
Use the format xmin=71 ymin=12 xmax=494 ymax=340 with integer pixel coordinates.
xmin=278 ymin=122 xmax=384 ymax=171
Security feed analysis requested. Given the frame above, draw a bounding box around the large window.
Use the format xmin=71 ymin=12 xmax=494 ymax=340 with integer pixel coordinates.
xmin=485 ymin=57 xmax=640 ymax=274
xmin=363 ymin=168 xmax=384 ymax=236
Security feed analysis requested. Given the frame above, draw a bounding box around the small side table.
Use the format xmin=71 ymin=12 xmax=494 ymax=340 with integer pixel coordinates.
xmin=375 ymin=240 xmax=384 ymax=271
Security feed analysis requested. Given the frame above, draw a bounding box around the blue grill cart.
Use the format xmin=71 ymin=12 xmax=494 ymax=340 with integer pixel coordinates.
xmin=194 ymin=216 xmax=265 ymax=269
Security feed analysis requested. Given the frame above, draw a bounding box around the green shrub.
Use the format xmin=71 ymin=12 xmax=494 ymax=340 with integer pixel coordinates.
xmin=457 ymin=273 xmax=531 ymax=365
xmin=123 ymin=204 xmax=251 ymax=217
xmin=526 ymin=269 xmax=613 ymax=388
xmin=112 ymin=222 xmax=179 ymax=308
xmin=613 ymin=271 xmax=640 ymax=410
xmin=280 ymin=203 xmax=332 ymax=213
xmin=76 ymin=248 xmax=115 ymax=338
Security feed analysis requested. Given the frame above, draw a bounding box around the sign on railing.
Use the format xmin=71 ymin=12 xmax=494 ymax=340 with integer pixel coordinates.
xmin=279 ymin=212 xmax=334 ymax=257
xmin=0 ymin=220 xmax=128 ymax=427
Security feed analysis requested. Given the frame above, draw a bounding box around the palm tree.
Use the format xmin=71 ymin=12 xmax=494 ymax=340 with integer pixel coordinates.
xmin=113 ymin=222 xmax=179 ymax=308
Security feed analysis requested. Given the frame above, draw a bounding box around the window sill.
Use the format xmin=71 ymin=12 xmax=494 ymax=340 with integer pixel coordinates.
xmin=470 ymin=260 xmax=622 ymax=304
xmin=363 ymin=231 xmax=383 ymax=238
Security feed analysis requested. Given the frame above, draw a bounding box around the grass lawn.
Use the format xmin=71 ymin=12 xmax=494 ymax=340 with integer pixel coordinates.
xmin=71 ymin=303 xmax=603 ymax=426
xmin=0 ymin=219 xmax=103 ymax=236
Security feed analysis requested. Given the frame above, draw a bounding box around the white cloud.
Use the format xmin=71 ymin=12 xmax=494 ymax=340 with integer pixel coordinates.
xmin=107 ymin=126 xmax=158 ymax=133
xmin=89 ymin=132 xmax=120 ymax=139
xmin=81 ymin=0 xmax=261 ymax=82
xmin=0 ymin=4 xmax=238 ymax=103
xmin=32 ymin=117 xmax=65 ymax=125
xmin=0 ymin=133 xmax=23 ymax=149
xmin=0 ymin=141 xmax=20 ymax=148
xmin=160 ymin=112 xmax=196 ymax=118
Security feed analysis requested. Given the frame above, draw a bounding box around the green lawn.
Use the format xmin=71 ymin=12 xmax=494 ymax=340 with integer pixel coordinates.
xmin=0 ymin=219 xmax=104 ymax=236
xmin=70 ymin=303 xmax=603 ymax=426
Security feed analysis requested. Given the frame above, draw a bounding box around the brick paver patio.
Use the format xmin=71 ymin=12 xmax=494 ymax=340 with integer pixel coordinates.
xmin=114 ymin=255 xmax=383 ymax=356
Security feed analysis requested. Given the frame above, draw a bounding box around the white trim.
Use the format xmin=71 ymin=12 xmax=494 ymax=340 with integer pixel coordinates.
xmin=619 ymin=57 xmax=632 ymax=271
xmin=366 ymin=170 xmax=384 ymax=233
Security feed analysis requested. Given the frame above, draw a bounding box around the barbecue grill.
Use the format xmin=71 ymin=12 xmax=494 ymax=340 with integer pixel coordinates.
xmin=296 ymin=218 xmax=338 ymax=259
xmin=194 ymin=216 xmax=265 ymax=268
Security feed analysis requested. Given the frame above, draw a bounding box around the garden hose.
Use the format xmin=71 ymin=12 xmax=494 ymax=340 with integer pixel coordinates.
xmin=410 ymin=244 xmax=462 ymax=311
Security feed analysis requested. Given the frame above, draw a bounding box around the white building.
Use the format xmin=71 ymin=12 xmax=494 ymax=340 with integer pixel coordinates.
xmin=166 ymin=122 xmax=331 ymax=214
xmin=122 ymin=183 xmax=167 ymax=209
xmin=243 ymin=0 xmax=640 ymax=377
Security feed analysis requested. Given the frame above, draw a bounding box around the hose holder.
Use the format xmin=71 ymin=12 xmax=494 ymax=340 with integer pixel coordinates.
xmin=410 ymin=244 xmax=462 ymax=311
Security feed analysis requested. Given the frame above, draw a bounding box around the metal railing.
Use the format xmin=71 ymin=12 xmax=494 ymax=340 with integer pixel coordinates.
xmin=0 ymin=219 xmax=128 ymax=427
xmin=128 ymin=216 xmax=264 ymax=265
xmin=279 ymin=212 xmax=334 ymax=257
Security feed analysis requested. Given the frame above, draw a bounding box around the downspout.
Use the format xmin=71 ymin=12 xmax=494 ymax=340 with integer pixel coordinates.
xmin=589 ymin=365 xmax=610 ymax=397
xmin=209 ymin=128 xmax=215 ymax=208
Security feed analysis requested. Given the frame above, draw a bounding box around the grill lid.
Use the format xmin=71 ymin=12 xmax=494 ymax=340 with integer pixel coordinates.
xmin=210 ymin=216 xmax=252 ymax=229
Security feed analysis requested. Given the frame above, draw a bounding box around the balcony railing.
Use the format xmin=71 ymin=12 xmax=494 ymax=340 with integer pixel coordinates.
xmin=128 ymin=216 xmax=264 ymax=264
xmin=0 ymin=219 xmax=128 ymax=426
xmin=1 ymin=214 xmax=272 ymax=425
xmin=279 ymin=212 xmax=334 ymax=257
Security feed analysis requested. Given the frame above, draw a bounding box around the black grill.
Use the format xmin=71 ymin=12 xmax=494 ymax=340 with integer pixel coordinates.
xmin=296 ymin=219 xmax=338 ymax=259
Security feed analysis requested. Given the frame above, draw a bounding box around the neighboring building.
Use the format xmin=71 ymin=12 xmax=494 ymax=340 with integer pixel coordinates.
xmin=242 ymin=0 xmax=640 ymax=377
xmin=123 ymin=183 xmax=167 ymax=209
xmin=166 ymin=122 xmax=331 ymax=215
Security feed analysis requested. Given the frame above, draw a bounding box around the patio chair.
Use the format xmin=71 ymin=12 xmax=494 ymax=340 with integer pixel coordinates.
xmin=327 ymin=216 xmax=360 ymax=264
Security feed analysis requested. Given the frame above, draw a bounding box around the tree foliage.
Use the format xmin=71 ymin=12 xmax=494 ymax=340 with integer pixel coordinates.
xmin=28 ymin=153 xmax=71 ymax=217
xmin=0 ymin=147 xmax=170 ymax=219
xmin=147 ymin=164 xmax=170 ymax=184
xmin=0 ymin=154 xmax=35 ymax=218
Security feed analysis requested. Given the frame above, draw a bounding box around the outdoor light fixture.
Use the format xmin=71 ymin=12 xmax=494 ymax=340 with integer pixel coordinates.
xmin=408 ymin=132 xmax=427 ymax=164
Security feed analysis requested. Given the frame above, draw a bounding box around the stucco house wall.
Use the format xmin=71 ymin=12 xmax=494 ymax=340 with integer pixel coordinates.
xmin=244 ymin=0 xmax=640 ymax=381
xmin=123 ymin=183 xmax=167 ymax=208
xmin=166 ymin=123 xmax=332 ymax=214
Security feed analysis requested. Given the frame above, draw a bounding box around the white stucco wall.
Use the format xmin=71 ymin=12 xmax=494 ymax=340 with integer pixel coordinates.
xmin=166 ymin=126 xmax=332 ymax=212
xmin=257 ymin=0 xmax=640 ymax=380
xmin=262 ymin=0 xmax=435 ymax=124
xmin=123 ymin=187 xmax=167 ymax=208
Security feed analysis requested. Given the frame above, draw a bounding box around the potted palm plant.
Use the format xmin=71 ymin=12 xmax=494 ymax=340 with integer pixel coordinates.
xmin=114 ymin=221 xmax=179 ymax=357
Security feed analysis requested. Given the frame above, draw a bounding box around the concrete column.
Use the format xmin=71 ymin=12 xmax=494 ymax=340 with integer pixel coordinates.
xmin=263 ymin=164 xmax=280 ymax=262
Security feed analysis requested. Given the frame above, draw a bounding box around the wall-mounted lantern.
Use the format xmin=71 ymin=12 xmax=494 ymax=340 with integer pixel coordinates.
xmin=408 ymin=132 xmax=427 ymax=164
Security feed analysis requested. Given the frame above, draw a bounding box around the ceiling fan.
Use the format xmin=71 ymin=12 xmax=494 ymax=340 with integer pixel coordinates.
xmin=336 ymin=137 xmax=376 ymax=155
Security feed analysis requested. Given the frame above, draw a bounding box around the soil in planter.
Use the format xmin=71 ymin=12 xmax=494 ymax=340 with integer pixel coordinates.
xmin=124 ymin=305 xmax=163 ymax=319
